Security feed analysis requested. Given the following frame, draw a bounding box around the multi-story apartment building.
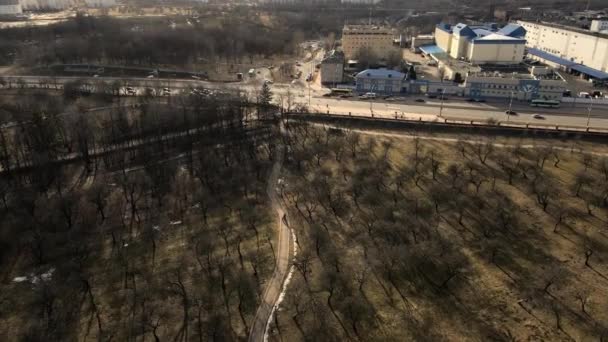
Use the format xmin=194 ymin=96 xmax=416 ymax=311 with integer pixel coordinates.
xmin=320 ymin=50 xmax=344 ymax=85
xmin=341 ymin=25 xmax=396 ymax=59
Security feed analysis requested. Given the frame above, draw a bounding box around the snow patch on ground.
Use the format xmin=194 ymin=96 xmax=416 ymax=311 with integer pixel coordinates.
xmin=15 ymin=268 xmax=56 ymax=284
xmin=170 ymin=220 xmax=182 ymax=226
xmin=264 ymin=223 xmax=298 ymax=342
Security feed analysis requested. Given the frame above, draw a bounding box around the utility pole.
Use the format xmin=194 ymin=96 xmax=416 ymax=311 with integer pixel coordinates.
xmin=507 ymin=91 xmax=514 ymax=123
xmin=586 ymin=97 xmax=593 ymax=128
xmin=438 ymin=88 xmax=446 ymax=118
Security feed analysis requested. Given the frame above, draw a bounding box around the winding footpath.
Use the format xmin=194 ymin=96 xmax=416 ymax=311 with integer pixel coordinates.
xmin=249 ymin=121 xmax=296 ymax=342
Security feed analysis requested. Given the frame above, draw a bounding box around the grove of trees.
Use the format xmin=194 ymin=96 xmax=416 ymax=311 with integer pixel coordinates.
xmin=0 ymin=90 xmax=281 ymax=341
xmin=271 ymin=121 xmax=608 ymax=341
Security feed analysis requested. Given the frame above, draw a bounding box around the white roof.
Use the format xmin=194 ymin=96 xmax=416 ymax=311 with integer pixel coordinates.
xmin=477 ymin=33 xmax=520 ymax=41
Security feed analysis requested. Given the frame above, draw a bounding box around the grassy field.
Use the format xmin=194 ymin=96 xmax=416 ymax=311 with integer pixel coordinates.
xmin=271 ymin=122 xmax=608 ymax=341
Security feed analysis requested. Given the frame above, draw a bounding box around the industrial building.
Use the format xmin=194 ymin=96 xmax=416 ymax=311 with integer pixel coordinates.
xmin=341 ymin=25 xmax=397 ymax=60
xmin=0 ymin=0 xmax=22 ymax=15
xmin=355 ymin=69 xmax=407 ymax=94
xmin=464 ymin=66 xmax=566 ymax=100
xmin=518 ymin=20 xmax=608 ymax=79
xmin=590 ymin=20 xmax=608 ymax=33
xmin=320 ymin=50 xmax=344 ymax=86
xmin=434 ymin=23 xmax=527 ymax=64
xmin=411 ymin=35 xmax=435 ymax=52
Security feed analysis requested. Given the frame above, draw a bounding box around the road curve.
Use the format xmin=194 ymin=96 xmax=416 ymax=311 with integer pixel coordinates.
xmin=248 ymin=122 xmax=294 ymax=342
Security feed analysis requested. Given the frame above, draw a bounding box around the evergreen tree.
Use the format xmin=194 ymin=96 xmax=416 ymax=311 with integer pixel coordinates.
xmin=408 ymin=65 xmax=417 ymax=80
xmin=259 ymin=82 xmax=273 ymax=106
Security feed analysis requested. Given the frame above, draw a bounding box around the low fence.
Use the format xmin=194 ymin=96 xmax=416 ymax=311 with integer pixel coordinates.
xmin=562 ymin=97 xmax=608 ymax=105
xmin=286 ymin=111 xmax=608 ymax=141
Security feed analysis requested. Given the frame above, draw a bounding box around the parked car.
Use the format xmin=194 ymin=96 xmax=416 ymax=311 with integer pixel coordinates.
xmin=505 ymin=110 xmax=517 ymax=115
xmin=415 ymin=99 xmax=425 ymax=103
xmin=533 ymin=114 xmax=545 ymax=120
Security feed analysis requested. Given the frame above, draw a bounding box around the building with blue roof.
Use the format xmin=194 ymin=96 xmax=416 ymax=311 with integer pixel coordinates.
xmin=434 ymin=22 xmax=527 ymax=64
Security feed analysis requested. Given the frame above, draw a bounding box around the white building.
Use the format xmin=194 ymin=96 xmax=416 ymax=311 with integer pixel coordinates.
xmin=411 ymin=34 xmax=434 ymax=52
xmin=590 ymin=20 xmax=608 ymax=33
xmin=0 ymin=0 xmax=22 ymax=15
xmin=518 ymin=20 xmax=608 ymax=73
xmin=434 ymin=23 xmax=527 ymax=65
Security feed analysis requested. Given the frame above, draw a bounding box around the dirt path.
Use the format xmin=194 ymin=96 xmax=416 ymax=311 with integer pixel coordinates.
xmin=309 ymin=122 xmax=608 ymax=157
xmin=248 ymin=122 xmax=295 ymax=342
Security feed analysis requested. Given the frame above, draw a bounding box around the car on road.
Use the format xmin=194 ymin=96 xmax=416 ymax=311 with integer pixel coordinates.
xmin=533 ymin=114 xmax=545 ymax=120
xmin=505 ymin=110 xmax=517 ymax=115
xmin=474 ymin=98 xmax=486 ymax=103
xmin=415 ymin=99 xmax=425 ymax=103
xmin=466 ymin=98 xmax=475 ymax=102
xmin=427 ymin=94 xmax=437 ymax=99
xmin=362 ymin=92 xmax=377 ymax=99
xmin=382 ymin=95 xmax=392 ymax=100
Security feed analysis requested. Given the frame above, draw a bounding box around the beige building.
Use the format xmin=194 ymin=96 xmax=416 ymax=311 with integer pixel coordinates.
xmin=518 ymin=20 xmax=608 ymax=72
xmin=341 ymin=25 xmax=396 ymax=59
xmin=434 ymin=23 xmax=526 ymax=65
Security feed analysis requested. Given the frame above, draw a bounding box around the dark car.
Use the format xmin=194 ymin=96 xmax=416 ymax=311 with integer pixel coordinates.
xmin=505 ymin=110 xmax=517 ymax=115
xmin=427 ymin=94 xmax=437 ymax=99
xmin=474 ymin=98 xmax=486 ymax=103
xmin=415 ymin=99 xmax=425 ymax=103
xmin=466 ymin=98 xmax=475 ymax=102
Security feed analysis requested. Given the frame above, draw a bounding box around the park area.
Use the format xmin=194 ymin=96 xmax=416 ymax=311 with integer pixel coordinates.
xmin=270 ymin=122 xmax=608 ymax=341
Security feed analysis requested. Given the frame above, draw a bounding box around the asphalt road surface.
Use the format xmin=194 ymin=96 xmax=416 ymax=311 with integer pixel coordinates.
xmin=4 ymin=75 xmax=608 ymax=129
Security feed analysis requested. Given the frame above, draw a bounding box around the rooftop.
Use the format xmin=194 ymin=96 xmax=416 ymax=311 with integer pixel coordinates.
xmin=355 ymin=69 xmax=406 ymax=80
xmin=518 ymin=20 xmax=608 ymax=39
xmin=436 ymin=22 xmax=526 ymax=42
xmin=343 ymin=25 xmax=394 ymax=34
xmin=526 ymin=48 xmax=608 ymax=80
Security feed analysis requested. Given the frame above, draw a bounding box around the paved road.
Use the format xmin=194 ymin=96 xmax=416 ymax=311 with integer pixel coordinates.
xmin=5 ymin=74 xmax=608 ymax=129
xmin=305 ymin=97 xmax=608 ymax=129
xmin=248 ymin=123 xmax=294 ymax=342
